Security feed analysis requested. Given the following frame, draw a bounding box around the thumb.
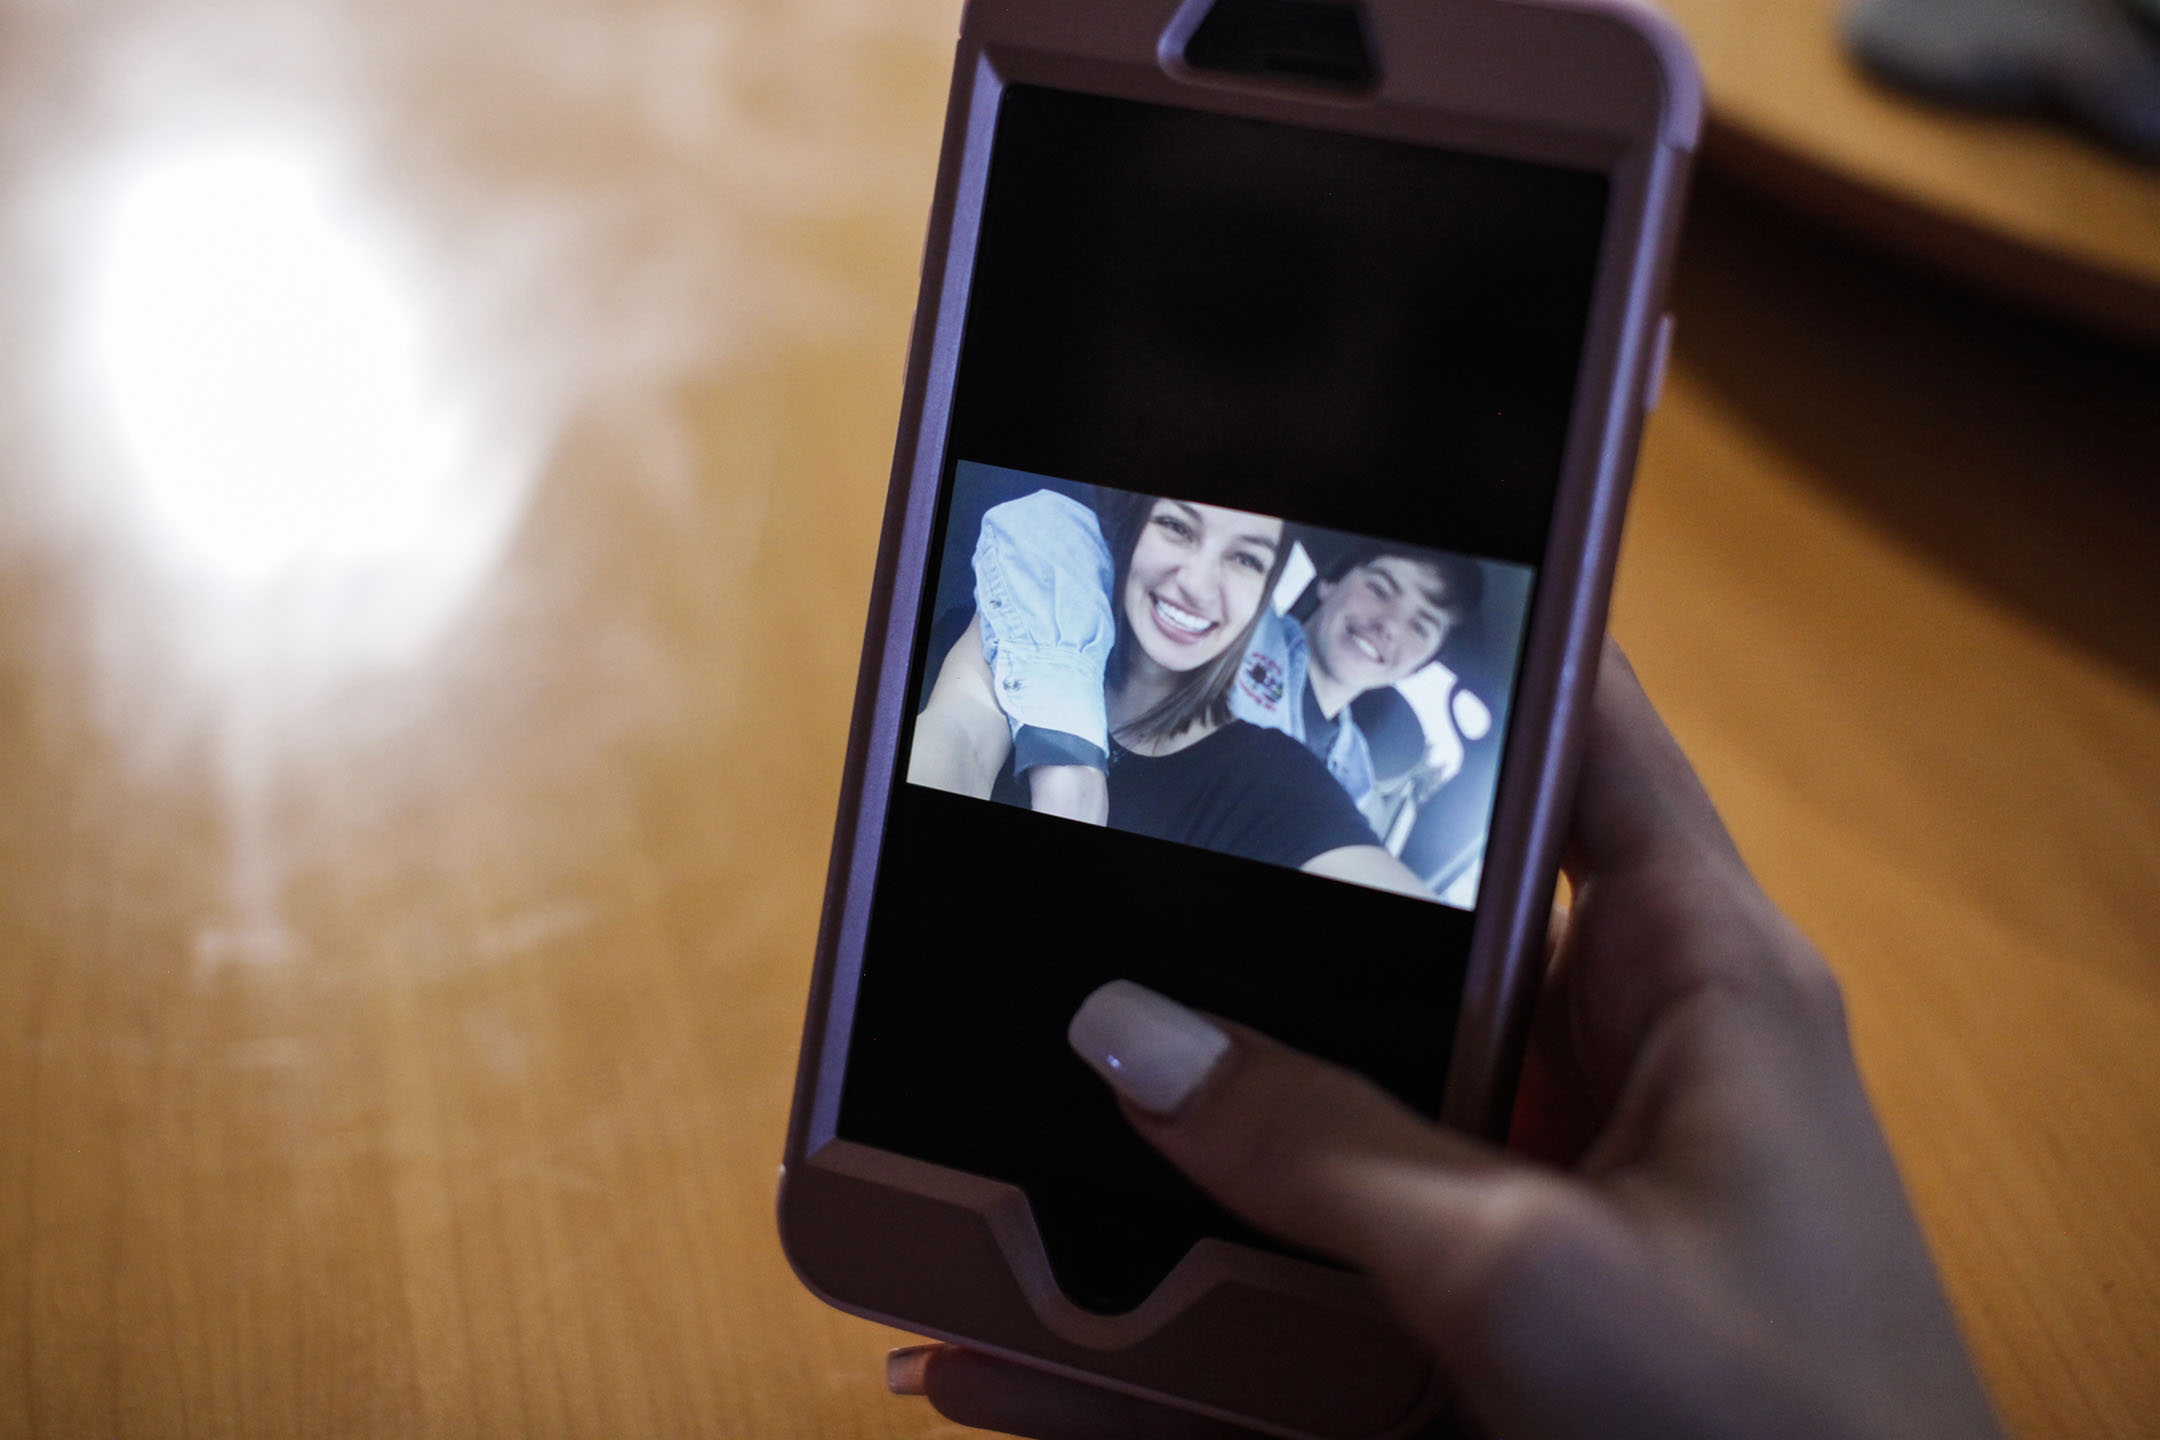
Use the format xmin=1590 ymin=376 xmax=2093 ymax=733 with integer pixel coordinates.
xmin=1067 ymin=982 xmax=1575 ymax=1347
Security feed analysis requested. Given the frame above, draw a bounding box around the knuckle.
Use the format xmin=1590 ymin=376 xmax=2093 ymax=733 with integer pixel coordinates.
xmin=1639 ymin=861 xmax=1852 ymax=1046
xmin=1404 ymin=1180 xmax=1602 ymax=1346
xmin=1743 ymin=905 xmax=1851 ymax=1046
xmin=1786 ymin=950 xmax=1850 ymax=1039
xmin=1462 ymin=1183 xmax=1586 ymax=1300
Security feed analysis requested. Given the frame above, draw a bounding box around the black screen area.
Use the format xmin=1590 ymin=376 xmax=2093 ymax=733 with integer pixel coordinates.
xmin=943 ymin=86 xmax=1609 ymax=557
xmin=838 ymin=85 xmax=1608 ymax=1314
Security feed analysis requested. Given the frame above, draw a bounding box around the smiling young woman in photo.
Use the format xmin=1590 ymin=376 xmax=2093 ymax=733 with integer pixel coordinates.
xmin=909 ymin=489 xmax=1432 ymax=898
xmin=1101 ymin=495 xmax=1280 ymax=754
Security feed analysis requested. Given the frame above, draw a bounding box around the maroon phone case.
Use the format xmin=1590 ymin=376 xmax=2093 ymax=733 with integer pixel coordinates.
xmin=781 ymin=3 xmax=1700 ymax=1435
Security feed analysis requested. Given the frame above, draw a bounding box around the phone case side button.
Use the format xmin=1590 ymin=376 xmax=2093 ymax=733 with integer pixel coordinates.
xmin=1644 ymin=311 xmax=1675 ymax=413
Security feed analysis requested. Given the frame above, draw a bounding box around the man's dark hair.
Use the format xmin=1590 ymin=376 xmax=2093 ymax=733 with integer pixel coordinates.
xmin=1318 ymin=539 xmax=1485 ymax=628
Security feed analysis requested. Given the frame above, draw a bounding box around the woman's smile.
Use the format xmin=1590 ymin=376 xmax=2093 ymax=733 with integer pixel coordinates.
xmin=1147 ymin=591 xmax=1219 ymax=642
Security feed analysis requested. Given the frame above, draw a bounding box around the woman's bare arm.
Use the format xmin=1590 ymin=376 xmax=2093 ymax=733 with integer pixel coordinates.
xmin=1301 ymin=843 xmax=1433 ymax=899
xmin=907 ymin=613 xmax=1011 ymax=799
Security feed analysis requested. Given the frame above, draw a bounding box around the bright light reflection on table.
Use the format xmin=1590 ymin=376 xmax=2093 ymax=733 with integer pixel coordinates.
xmin=83 ymin=135 xmax=521 ymax=664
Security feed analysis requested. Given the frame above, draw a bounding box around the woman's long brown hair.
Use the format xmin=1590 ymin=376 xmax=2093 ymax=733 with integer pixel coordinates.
xmin=1099 ymin=491 xmax=1290 ymax=748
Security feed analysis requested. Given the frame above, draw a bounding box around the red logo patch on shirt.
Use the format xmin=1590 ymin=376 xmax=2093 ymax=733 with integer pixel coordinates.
xmin=1239 ymin=651 xmax=1285 ymax=709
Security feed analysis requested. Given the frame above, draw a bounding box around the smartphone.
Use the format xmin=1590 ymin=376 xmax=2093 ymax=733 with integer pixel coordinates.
xmin=780 ymin=1 xmax=1698 ymax=1434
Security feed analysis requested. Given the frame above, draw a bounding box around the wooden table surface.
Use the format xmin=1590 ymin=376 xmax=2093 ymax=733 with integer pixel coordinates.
xmin=1 ymin=1 xmax=2155 ymax=1437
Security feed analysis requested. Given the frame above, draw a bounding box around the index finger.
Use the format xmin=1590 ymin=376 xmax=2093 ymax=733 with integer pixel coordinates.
xmin=1551 ymin=643 xmax=1844 ymax=1106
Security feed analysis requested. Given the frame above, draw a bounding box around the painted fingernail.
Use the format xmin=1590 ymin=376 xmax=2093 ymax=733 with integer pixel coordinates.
xmin=1067 ymin=980 xmax=1232 ymax=1118
xmin=885 ymin=1343 xmax=936 ymax=1395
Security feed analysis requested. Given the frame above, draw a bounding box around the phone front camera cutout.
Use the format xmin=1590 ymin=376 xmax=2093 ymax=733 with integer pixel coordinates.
xmin=1183 ymin=0 xmax=1378 ymax=94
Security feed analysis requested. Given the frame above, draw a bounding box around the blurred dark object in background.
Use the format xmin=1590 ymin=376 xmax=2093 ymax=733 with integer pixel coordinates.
xmin=1844 ymin=0 xmax=2160 ymax=160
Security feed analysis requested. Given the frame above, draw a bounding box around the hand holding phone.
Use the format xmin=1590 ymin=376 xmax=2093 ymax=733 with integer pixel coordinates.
xmin=784 ymin=1 xmax=1713 ymax=1432
xmin=894 ymin=648 xmax=2008 ymax=1440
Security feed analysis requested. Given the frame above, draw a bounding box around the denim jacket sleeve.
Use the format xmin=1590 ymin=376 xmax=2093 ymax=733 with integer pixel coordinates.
xmin=972 ymin=489 xmax=1115 ymax=763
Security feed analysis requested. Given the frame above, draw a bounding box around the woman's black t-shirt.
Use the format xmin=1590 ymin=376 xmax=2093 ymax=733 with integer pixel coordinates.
xmin=931 ymin=603 xmax=1378 ymax=869
xmin=994 ymin=717 xmax=1378 ymax=870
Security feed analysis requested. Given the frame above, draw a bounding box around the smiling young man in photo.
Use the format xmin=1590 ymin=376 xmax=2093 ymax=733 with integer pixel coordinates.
xmin=1236 ymin=542 xmax=1484 ymax=808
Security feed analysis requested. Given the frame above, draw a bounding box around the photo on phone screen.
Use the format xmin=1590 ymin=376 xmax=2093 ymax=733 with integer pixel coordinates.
xmin=912 ymin=462 xmax=1536 ymax=909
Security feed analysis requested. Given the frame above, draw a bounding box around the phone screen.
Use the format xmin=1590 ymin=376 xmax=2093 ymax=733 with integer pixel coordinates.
xmin=838 ymin=84 xmax=1608 ymax=1312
